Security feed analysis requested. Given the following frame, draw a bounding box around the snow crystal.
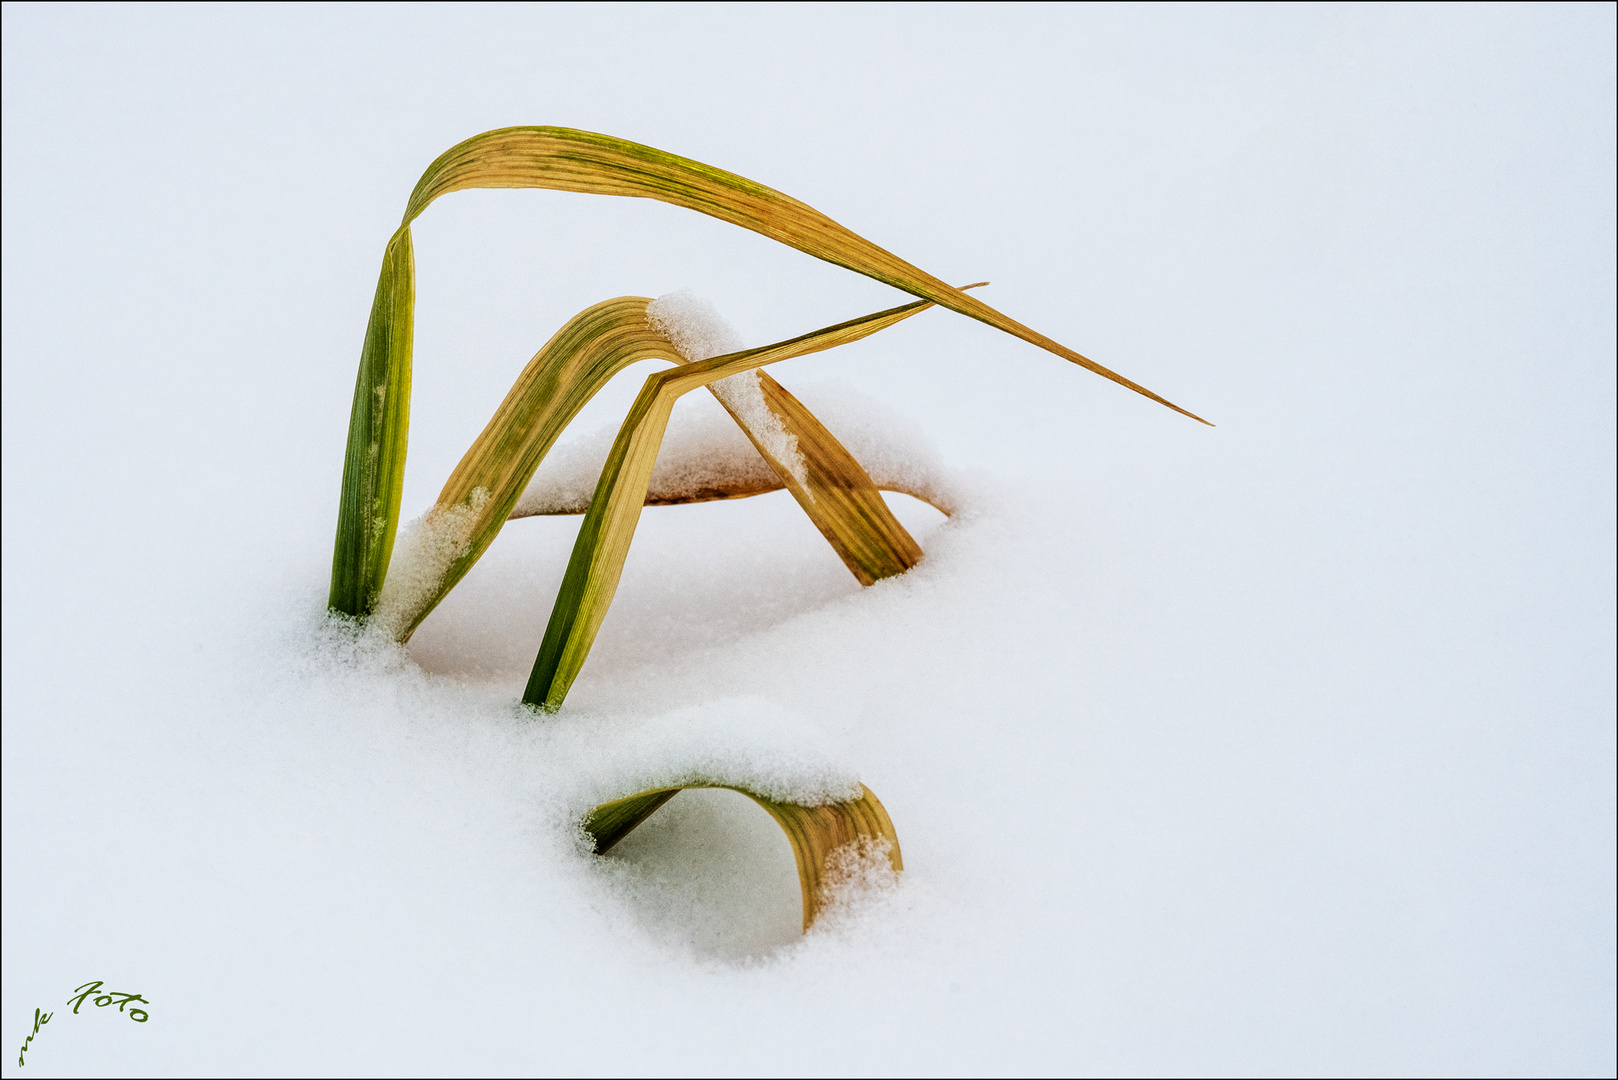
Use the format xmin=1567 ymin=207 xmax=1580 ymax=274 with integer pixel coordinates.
xmin=809 ymin=835 xmax=901 ymax=930
xmin=711 ymin=370 xmax=809 ymax=490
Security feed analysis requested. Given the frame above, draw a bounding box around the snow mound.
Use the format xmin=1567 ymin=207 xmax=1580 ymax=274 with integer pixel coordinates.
xmin=551 ymin=696 xmax=866 ymax=813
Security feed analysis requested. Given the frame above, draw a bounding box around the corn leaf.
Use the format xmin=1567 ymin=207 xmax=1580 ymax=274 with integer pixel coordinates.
xmin=524 ymin=298 xmax=935 ymax=712
xmin=583 ymin=782 xmax=902 ymax=933
xmin=333 ymin=125 xmax=1205 ymax=617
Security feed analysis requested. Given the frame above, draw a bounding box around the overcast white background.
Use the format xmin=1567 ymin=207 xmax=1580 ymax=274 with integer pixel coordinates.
xmin=3 ymin=3 xmax=1613 ymax=1076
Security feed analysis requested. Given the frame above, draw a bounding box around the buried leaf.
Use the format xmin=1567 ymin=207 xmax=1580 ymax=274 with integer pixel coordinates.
xmin=584 ymin=783 xmax=901 ymax=933
xmin=524 ymin=297 xmax=940 ymax=712
xmin=333 ymin=125 xmax=1205 ymax=617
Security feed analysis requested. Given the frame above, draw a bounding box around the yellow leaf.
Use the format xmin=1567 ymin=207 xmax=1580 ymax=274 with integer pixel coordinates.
xmin=404 ymin=128 xmax=1204 ymax=424
xmin=386 ymin=297 xmax=936 ymax=640
xmin=332 ymin=126 xmax=1207 ymax=617
xmin=583 ymin=782 xmax=901 ymax=933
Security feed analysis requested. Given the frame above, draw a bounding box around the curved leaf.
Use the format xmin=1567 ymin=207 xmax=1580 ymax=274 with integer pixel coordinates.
xmin=525 ymin=298 xmax=934 ymax=711
xmin=583 ymin=782 xmax=902 ymax=932
xmin=386 ymin=298 xmax=930 ymax=641
xmin=332 ymin=126 xmax=1207 ymax=617
xmin=402 ymin=128 xmax=1204 ymax=424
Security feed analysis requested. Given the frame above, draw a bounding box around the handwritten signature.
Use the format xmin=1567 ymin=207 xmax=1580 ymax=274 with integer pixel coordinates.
xmin=16 ymin=1009 xmax=49 ymax=1069
xmin=17 ymin=982 xmax=150 ymax=1067
xmin=66 ymin=982 xmax=149 ymax=1023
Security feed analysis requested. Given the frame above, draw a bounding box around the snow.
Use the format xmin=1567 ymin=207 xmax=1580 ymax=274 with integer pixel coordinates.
xmin=648 ymin=290 xmax=810 ymax=491
xmin=371 ymin=487 xmax=488 ymax=640
xmin=553 ymin=695 xmax=866 ymax=810
xmin=3 ymin=5 xmax=1613 ymax=1077
xmin=645 ymin=289 xmax=745 ymax=364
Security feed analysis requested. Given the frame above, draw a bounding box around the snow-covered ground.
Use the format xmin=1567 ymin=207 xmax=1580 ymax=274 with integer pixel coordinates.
xmin=3 ymin=5 xmax=1612 ymax=1076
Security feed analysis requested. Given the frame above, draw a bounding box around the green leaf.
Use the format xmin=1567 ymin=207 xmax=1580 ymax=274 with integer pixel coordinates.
xmin=330 ymin=227 xmax=413 ymax=617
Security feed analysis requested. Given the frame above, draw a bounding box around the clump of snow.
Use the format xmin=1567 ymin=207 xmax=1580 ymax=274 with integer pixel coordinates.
xmin=508 ymin=428 xmax=630 ymax=516
xmin=648 ymin=290 xmax=809 ymax=491
xmin=512 ymin=379 xmax=962 ymax=517
xmin=552 ymin=696 xmax=865 ymax=814
xmin=712 ymin=370 xmax=810 ymax=490
xmin=810 ymin=835 xmax=901 ymax=930
xmin=371 ymin=487 xmax=489 ymax=638
xmin=645 ymin=290 xmax=745 ymax=362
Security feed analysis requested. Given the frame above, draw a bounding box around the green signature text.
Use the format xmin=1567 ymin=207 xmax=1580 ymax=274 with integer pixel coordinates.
xmin=16 ymin=1008 xmax=50 ymax=1068
xmin=66 ymin=982 xmax=150 ymax=1022
xmin=17 ymin=981 xmax=151 ymax=1067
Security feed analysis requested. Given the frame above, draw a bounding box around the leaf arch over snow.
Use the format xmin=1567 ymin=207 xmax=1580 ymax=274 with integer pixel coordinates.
xmin=332 ymin=126 xmax=1204 ymax=617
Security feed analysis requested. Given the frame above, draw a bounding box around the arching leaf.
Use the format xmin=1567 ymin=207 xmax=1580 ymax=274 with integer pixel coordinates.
xmin=583 ymin=782 xmax=902 ymax=933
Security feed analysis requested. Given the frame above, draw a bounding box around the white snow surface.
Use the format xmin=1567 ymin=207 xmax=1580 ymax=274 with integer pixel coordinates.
xmin=555 ymin=695 xmax=866 ymax=809
xmin=3 ymin=7 xmax=1614 ymax=1078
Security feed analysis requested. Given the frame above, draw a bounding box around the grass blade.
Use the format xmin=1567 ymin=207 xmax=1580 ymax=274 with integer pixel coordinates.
xmin=583 ymin=782 xmax=902 ymax=932
xmin=403 ymin=127 xmax=1205 ymax=424
xmin=330 ymin=227 xmax=414 ymax=617
xmin=334 ymin=127 xmax=1205 ymax=616
xmin=732 ymin=372 xmax=921 ymax=585
xmin=525 ymin=299 xmax=935 ymax=711
xmin=382 ymin=295 xmax=938 ymax=640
